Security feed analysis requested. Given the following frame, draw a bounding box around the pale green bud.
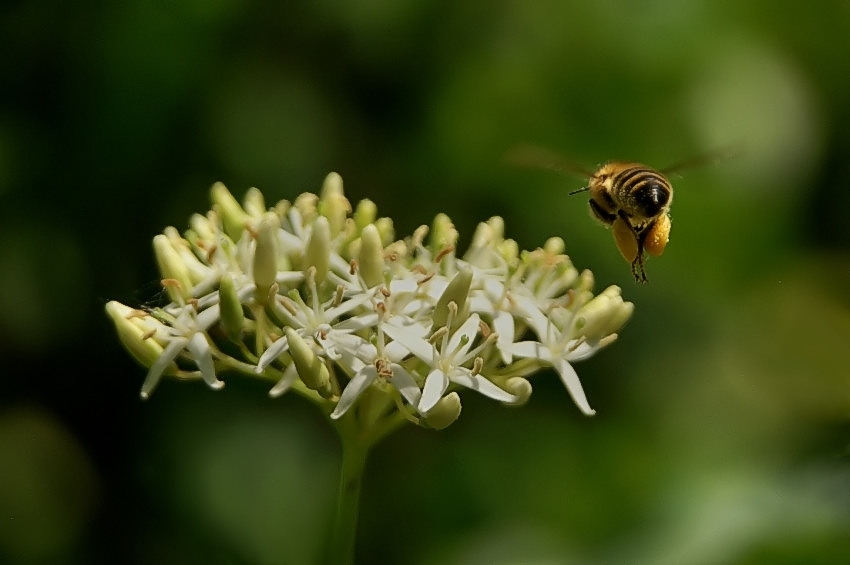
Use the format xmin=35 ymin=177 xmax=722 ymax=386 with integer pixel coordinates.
xmin=243 ymin=187 xmax=266 ymax=217
xmin=153 ymin=234 xmax=192 ymax=301
xmin=498 ymin=239 xmax=519 ymax=265
xmin=164 ymin=227 xmax=209 ymax=285
xmin=423 ymin=392 xmax=461 ymax=430
xmin=353 ymin=199 xmax=377 ymax=230
xmin=576 ymin=269 xmax=595 ymax=293
xmin=575 ymin=285 xmax=633 ymax=342
xmin=274 ymin=199 xmax=291 ymax=219
xmin=189 ymin=213 xmax=216 ymax=242
xmin=430 ymin=213 xmax=458 ymax=255
xmin=211 ymin=182 xmax=248 ymax=240
xmin=544 ymin=236 xmax=565 ymax=255
xmin=218 ymin=273 xmax=244 ymax=342
xmin=304 ymin=215 xmax=331 ymax=284
xmin=285 ymin=328 xmax=332 ymax=398
xmin=105 ymin=301 xmax=176 ymax=374
xmin=253 ymin=212 xmax=279 ymax=301
xmin=468 ymin=221 xmax=494 ymax=252
xmin=358 ymin=224 xmax=385 ymax=288
xmin=374 ymin=217 xmax=394 ymax=247
xmin=505 ymin=377 xmax=532 ymax=406
xmin=487 ymin=216 xmax=505 ymax=240
xmin=432 ymin=267 xmax=472 ymax=329
xmin=318 ymin=172 xmax=351 ymax=237
xmin=294 ymin=192 xmax=319 ymax=225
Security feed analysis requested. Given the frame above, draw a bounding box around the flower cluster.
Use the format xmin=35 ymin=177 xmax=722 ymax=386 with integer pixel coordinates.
xmin=106 ymin=173 xmax=633 ymax=430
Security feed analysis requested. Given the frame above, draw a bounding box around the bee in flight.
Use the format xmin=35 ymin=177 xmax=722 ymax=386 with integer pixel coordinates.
xmin=505 ymin=144 xmax=729 ymax=283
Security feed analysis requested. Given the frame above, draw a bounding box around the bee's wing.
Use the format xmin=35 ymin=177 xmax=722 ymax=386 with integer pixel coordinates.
xmin=503 ymin=143 xmax=594 ymax=178
xmin=661 ymin=145 xmax=743 ymax=176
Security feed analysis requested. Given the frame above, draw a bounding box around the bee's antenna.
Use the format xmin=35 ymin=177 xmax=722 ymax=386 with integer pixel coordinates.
xmin=568 ymin=186 xmax=590 ymax=196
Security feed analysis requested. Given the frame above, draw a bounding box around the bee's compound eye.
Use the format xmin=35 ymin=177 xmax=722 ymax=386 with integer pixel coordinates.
xmin=612 ymin=217 xmax=638 ymax=262
xmin=644 ymin=214 xmax=671 ymax=256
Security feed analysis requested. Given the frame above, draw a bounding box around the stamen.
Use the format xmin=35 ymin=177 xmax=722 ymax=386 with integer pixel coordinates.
xmin=280 ymin=296 xmax=298 ymax=316
xmin=471 ymin=357 xmax=483 ymax=376
xmin=478 ymin=319 xmax=492 ymax=339
xmin=434 ymin=245 xmax=455 ymax=263
xmin=375 ymin=358 xmax=393 ymax=378
xmin=417 ymin=272 xmax=435 ymax=286
xmin=429 ymin=326 xmax=449 ymax=344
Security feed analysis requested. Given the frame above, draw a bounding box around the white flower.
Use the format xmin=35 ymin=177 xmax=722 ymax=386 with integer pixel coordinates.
xmin=383 ymin=310 xmax=518 ymax=414
xmin=503 ymin=293 xmax=617 ymax=416
xmin=140 ymin=301 xmax=224 ymax=399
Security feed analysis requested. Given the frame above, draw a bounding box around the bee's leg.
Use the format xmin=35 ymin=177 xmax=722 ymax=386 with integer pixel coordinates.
xmin=631 ymin=252 xmax=648 ymax=284
xmin=589 ymin=199 xmax=617 ymax=225
xmin=618 ymin=211 xmax=648 ymax=283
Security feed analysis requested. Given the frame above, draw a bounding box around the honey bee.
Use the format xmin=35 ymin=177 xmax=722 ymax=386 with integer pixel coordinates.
xmin=570 ymin=162 xmax=672 ymax=283
xmin=505 ymin=144 xmax=731 ymax=283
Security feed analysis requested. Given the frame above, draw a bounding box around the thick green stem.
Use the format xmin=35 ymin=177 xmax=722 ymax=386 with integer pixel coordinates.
xmin=328 ymin=426 xmax=368 ymax=565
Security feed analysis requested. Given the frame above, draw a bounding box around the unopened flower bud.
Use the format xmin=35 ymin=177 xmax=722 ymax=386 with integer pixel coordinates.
xmin=285 ymin=328 xmax=332 ymax=398
xmin=374 ymin=217 xmax=394 ymax=246
xmin=243 ymin=187 xmax=266 ymax=217
xmin=304 ymin=216 xmax=331 ymax=284
xmin=105 ymin=301 xmax=174 ymax=373
xmin=319 ymin=172 xmax=351 ymax=237
xmin=430 ymin=213 xmax=458 ymax=255
xmin=353 ymin=199 xmax=377 ymax=230
xmin=218 ymin=273 xmax=244 ymax=342
xmin=505 ymin=377 xmax=532 ymax=406
xmin=294 ymin=192 xmax=319 ymax=225
xmin=576 ymin=285 xmax=633 ymax=341
xmin=433 ymin=268 xmax=472 ymax=330
xmin=253 ymin=212 xmax=279 ymax=301
xmin=153 ymin=234 xmax=192 ymax=301
xmin=358 ymin=224 xmax=385 ymax=288
xmin=544 ymin=236 xmax=565 ymax=255
xmin=211 ymin=182 xmax=248 ymax=240
xmin=423 ymin=392 xmax=461 ymax=430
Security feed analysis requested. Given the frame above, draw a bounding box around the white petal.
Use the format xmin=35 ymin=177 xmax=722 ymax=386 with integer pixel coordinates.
xmin=381 ymin=320 xmax=434 ymax=365
xmin=256 ymin=336 xmax=291 ymax=372
xmin=324 ymin=292 xmax=374 ymax=321
xmin=504 ymin=340 xmax=553 ymax=363
xmin=492 ymin=310 xmax=515 ymax=364
xmin=553 ymin=358 xmax=595 ymax=416
xmin=389 ymin=364 xmax=422 ymax=407
xmin=269 ymin=363 xmax=298 ymax=397
xmin=447 ymin=314 xmax=481 ymax=357
xmin=196 ymin=304 xmax=221 ymax=331
xmin=468 ymin=293 xmax=495 ymax=314
xmin=451 ymin=371 xmax=517 ymax=404
xmin=141 ymin=337 xmax=188 ymax=399
xmin=511 ymin=294 xmax=551 ymax=340
xmin=334 ymin=312 xmax=380 ymax=332
xmin=418 ymin=369 xmax=450 ymax=414
xmin=331 ymin=365 xmax=379 ymax=419
xmin=565 ymin=340 xmax=600 ymax=362
xmin=187 ymin=332 xmax=224 ymax=390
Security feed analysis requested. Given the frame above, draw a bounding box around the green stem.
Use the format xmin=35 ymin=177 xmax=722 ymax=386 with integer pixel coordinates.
xmin=328 ymin=423 xmax=368 ymax=565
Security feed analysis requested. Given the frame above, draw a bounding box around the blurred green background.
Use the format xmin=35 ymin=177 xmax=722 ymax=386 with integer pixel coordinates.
xmin=1 ymin=1 xmax=849 ymax=563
